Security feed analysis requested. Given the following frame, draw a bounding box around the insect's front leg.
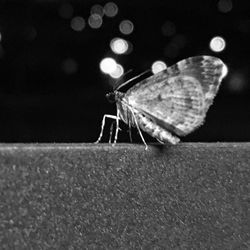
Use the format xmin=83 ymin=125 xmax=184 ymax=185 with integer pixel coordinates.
xmin=95 ymin=114 xmax=120 ymax=144
xmin=112 ymin=108 xmax=121 ymax=146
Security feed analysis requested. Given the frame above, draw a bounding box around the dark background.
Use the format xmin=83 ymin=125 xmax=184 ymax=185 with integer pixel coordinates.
xmin=0 ymin=0 xmax=249 ymax=143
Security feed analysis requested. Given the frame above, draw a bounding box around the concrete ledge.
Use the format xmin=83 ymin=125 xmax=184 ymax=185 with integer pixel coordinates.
xmin=0 ymin=143 xmax=249 ymax=249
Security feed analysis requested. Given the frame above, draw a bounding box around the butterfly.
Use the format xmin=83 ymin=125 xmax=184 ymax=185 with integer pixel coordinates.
xmin=95 ymin=56 xmax=227 ymax=150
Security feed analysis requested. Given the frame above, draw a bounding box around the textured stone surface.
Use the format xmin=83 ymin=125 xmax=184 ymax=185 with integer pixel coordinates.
xmin=0 ymin=143 xmax=249 ymax=249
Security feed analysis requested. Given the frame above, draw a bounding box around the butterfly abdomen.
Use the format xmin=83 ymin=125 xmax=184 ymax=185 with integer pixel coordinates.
xmin=136 ymin=112 xmax=180 ymax=144
xmin=116 ymin=98 xmax=179 ymax=144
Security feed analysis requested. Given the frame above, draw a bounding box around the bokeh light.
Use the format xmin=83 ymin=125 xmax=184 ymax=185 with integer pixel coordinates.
xmin=228 ymin=72 xmax=246 ymax=92
xmin=119 ymin=20 xmax=134 ymax=35
xmin=62 ymin=58 xmax=78 ymax=75
xmin=217 ymin=0 xmax=233 ymax=13
xmin=0 ymin=44 xmax=4 ymax=58
xmin=209 ymin=36 xmax=226 ymax=52
xmin=151 ymin=61 xmax=167 ymax=74
xmin=91 ymin=4 xmax=104 ymax=17
xmin=88 ymin=14 xmax=103 ymax=29
xmin=0 ymin=32 xmax=2 ymax=42
xmin=100 ymin=57 xmax=117 ymax=74
xmin=238 ymin=20 xmax=250 ymax=33
xmin=161 ymin=21 xmax=176 ymax=37
xmin=164 ymin=43 xmax=179 ymax=58
xmin=172 ymin=34 xmax=187 ymax=49
xmin=58 ymin=3 xmax=74 ymax=19
xmin=110 ymin=38 xmax=129 ymax=54
xmin=104 ymin=2 xmax=118 ymax=17
xmin=110 ymin=64 xmax=124 ymax=79
xmin=71 ymin=16 xmax=85 ymax=31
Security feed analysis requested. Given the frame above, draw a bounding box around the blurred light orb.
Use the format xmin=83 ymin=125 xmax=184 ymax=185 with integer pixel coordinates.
xmin=218 ymin=0 xmax=233 ymax=13
xmin=62 ymin=58 xmax=78 ymax=74
xmin=164 ymin=43 xmax=179 ymax=58
xmin=100 ymin=57 xmax=117 ymax=74
xmin=209 ymin=36 xmax=226 ymax=52
xmin=161 ymin=21 xmax=176 ymax=37
xmin=110 ymin=38 xmax=129 ymax=54
xmin=59 ymin=3 xmax=74 ymax=19
xmin=104 ymin=2 xmax=118 ymax=17
xmin=228 ymin=72 xmax=246 ymax=92
xmin=91 ymin=4 xmax=104 ymax=17
xmin=26 ymin=26 xmax=37 ymax=41
xmin=119 ymin=20 xmax=134 ymax=35
xmin=238 ymin=20 xmax=250 ymax=33
xmin=88 ymin=14 xmax=103 ymax=29
xmin=0 ymin=32 xmax=2 ymax=42
xmin=125 ymin=40 xmax=133 ymax=54
xmin=172 ymin=34 xmax=187 ymax=49
xmin=71 ymin=16 xmax=85 ymax=31
xmin=151 ymin=61 xmax=167 ymax=74
xmin=0 ymin=44 xmax=4 ymax=58
xmin=110 ymin=64 xmax=124 ymax=79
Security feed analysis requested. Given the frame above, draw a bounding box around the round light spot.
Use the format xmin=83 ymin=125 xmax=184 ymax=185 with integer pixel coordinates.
xmin=161 ymin=21 xmax=176 ymax=37
xmin=151 ymin=61 xmax=167 ymax=74
xmin=71 ymin=16 xmax=85 ymax=31
xmin=228 ymin=72 xmax=246 ymax=92
xmin=62 ymin=58 xmax=78 ymax=74
xmin=171 ymin=34 xmax=187 ymax=49
xmin=59 ymin=3 xmax=74 ymax=19
xmin=217 ymin=0 xmax=233 ymax=13
xmin=0 ymin=44 xmax=4 ymax=58
xmin=110 ymin=64 xmax=124 ymax=79
xmin=164 ymin=43 xmax=179 ymax=58
xmin=100 ymin=57 xmax=117 ymax=74
xmin=119 ymin=20 xmax=134 ymax=35
xmin=104 ymin=2 xmax=118 ymax=17
xmin=91 ymin=4 xmax=104 ymax=17
xmin=88 ymin=14 xmax=103 ymax=29
xmin=110 ymin=38 xmax=129 ymax=54
xmin=125 ymin=40 xmax=133 ymax=54
xmin=209 ymin=36 xmax=226 ymax=52
xmin=0 ymin=32 xmax=2 ymax=42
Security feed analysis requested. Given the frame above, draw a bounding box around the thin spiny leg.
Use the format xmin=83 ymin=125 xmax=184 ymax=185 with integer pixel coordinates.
xmin=128 ymin=122 xmax=133 ymax=143
xmin=112 ymin=109 xmax=120 ymax=146
xmin=127 ymin=108 xmax=133 ymax=143
xmin=156 ymin=138 xmax=164 ymax=144
xmin=128 ymin=107 xmax=148 ymax=150
xmin=109 ymin=121 xmax=115 ymax=143
xmin=95 ymin=114 xmax=119 ymax=143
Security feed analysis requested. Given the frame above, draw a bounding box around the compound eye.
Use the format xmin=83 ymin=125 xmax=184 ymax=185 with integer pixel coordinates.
xmin=106 ymin=92 xmax=116 ymax=103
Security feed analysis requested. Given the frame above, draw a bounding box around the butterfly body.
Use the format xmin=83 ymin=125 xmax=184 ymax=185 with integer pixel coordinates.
xmin=96 ymin=56 xmax=227 ymax=147
xmin=114 ymin=90 xmax=180 ymax=144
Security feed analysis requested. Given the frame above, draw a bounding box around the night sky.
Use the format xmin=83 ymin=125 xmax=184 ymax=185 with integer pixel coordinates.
xmin=0 ymin=0 xmax=249 ymax=143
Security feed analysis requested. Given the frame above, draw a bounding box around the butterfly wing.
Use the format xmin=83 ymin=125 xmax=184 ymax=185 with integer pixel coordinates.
xmin=125 ymin=56 xmax=227 ymax=136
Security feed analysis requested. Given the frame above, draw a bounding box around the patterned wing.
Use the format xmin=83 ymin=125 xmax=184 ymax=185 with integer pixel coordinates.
xmin=125 ymin=56 xmax=227 ymax=136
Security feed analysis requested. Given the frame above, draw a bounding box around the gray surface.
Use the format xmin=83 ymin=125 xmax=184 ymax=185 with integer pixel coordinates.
xmin=0 ymin=143 xmax=249 ymax=249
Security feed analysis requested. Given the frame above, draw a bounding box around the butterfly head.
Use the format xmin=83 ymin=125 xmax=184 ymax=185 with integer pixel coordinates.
xmin=106 ymin=92 xmax=116 ymax=103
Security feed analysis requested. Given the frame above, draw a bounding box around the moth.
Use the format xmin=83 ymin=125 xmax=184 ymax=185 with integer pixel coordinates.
xmin=95 ymin=56 xmax=227 ymax=149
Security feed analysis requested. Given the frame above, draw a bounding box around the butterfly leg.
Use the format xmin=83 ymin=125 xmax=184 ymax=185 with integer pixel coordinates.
xmin=95 ymin=114 xmax=120 ymax=143
xmin=108 ymin=121 xmax=115 ymax=143
xmin=112 ymin=108 xmax=121 ymax=146
xmin=128 ymin=107 xmax=148 ymax=150
xmin=128 ymin=122 xmax=133 ymax=143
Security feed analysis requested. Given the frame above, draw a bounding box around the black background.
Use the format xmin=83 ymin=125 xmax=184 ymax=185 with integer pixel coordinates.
xmin=0 ymin=0 xmax=249 ymax=143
